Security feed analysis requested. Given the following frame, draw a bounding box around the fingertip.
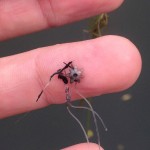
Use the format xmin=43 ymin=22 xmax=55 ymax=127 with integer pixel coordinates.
xmin=100 ymin=0 xmax=124 ymax=12
xmin=96 ymin=35 xmax=142 ymax=93
xmin=108 ymin=35 xmax=142 ymax=91
xmin=62 ymin=143 xmax=104 ymax=150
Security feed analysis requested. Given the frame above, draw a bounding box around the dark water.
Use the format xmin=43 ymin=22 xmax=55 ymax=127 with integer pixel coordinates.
xmin=0 ymin=0 xmax=150 ymax=150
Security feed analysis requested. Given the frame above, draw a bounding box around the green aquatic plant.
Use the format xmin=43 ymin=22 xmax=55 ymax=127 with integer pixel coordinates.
xmin=84 ymin=13 xmax=108 ymax=38
xmin=82 ymin=13 xmax=109 ymax=138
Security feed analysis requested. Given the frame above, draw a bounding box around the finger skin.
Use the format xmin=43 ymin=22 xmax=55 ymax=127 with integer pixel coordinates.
xmin=62 ymin=143 xmax=104 ymax=150
xmin=0 ymin=0 xmax=124 ymax=40
xmin=0 ymin=35 xmax=142 ymax=118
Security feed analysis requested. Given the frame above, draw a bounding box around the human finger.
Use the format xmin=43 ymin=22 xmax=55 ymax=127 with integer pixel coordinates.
xmin=62 ymin=143 xmax=104 ymax=150
xmin=0 ymin=35 xmax=141 ymax=118
xmin=0 ymin=0 xmax=123 ymax=40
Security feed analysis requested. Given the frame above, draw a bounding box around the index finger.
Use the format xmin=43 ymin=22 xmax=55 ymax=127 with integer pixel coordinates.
xmin=0 ymin=0 xmax=123 ymax=40
xmin=0 ymin=36 xmax=142 ymax=118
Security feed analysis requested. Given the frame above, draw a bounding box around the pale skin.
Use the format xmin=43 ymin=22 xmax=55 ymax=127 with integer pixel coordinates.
xmin=0 ymin=0 xmax=142 ymax=149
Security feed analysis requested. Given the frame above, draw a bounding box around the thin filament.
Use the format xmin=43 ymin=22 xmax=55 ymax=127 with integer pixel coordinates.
xmin=36 ymin=81 xmax=50 ymax=101
xmin=75 ymin=89 xmax=102 ymax=150
xmin=68 ymin=103 xmax=108 ymax=131
xmin=67 ymin=106 xmax=89 ymax=144
xmin=65 ymin=86 xmax=89 ymax=144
